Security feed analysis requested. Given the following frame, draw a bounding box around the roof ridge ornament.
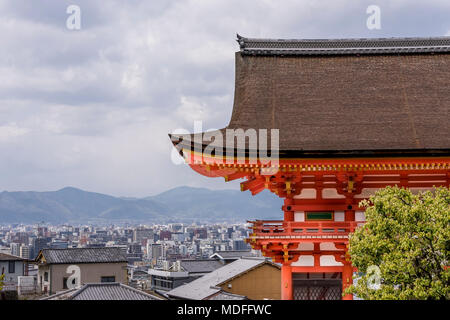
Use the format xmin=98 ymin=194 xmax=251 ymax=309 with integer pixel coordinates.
xmin=236 ymin=33 xmax=246 ymax=50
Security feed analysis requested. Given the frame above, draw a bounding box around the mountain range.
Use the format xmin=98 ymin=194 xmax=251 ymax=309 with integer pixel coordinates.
xmin=0 ymin=186 xmax=283 ymax=224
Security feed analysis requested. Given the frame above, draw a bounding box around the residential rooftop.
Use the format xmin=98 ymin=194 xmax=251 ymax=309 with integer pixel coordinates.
xmin=0 ymin=252 xmax=27 ymax=261
xmin=42 ymin=282 xmax=162 ymax=300
xmin=36 ymin=247 xmax=127 ymax=264
xmin=179 ymin=259 xmax=224 ymax=273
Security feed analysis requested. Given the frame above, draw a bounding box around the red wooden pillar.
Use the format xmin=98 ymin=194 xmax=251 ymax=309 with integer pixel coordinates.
xmin=284 ymin=198 xmax=294 ymax=222
xmin=344 ymin=209 xmax=355 ymax=222
xmin=343 ymin=194 xmax=354 ymax=300
xmin=342 ymin=262 xmax=353 ymax=300
xmin=281 ymin=264 xmax=293 ymax=300
xmin=345 ymin=195 xmax=355 ymax=222
xmin=313 ymin=243 xmax=320 ymax=267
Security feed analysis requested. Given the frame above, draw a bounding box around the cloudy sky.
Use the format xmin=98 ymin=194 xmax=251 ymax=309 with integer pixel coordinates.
xmin=0 ymin=0 xmax=449 ymax=197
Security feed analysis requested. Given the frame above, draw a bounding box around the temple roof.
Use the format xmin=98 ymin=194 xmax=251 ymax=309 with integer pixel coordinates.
xmin=237 ymin=35 xmax=450 ymax=55
xmin=170 ymin=36 xmax=450 ymax=158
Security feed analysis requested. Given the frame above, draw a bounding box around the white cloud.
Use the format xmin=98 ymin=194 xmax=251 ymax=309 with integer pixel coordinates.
xmin=0 ymin=0 xmax=448 ymax=196
xmin=0 ymin=123 xmax=29 ymax=141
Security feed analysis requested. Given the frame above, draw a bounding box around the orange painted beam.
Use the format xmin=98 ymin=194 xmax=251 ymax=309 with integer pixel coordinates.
xmin=254 ymin=238 xmax=351 ymax=245
xmin=250 ymin=185 xmax=266 ymax=195
xmin=241 ymin=177 xmax=265 ymax=192
xmin=224 ymin=172 xmax=247 ymax=182
xmin=291 ymin=266 xmax=344 ymax=273
xmin=288 ymin=204 xmax=357 ymax=211
xmin=188 ymin=151 xmax=450 ymax=168
xmin=262 ymin=248 xmax=345 ymax=256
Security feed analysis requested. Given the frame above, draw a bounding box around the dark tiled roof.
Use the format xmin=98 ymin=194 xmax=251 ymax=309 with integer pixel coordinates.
xmin=43 ymin=283 xmax=162 ymax=300
xmin=180 ymin=259 xmax=223 ymax=273
xmin=39 ymin=247 xmax=127 ymax=264
xmin=170 ymin=36 xmax=450 ymax=156
xmin=206 ymin=290 xmax=248 ymax=300
xmin=0 ymin=253 xmax=26 ymax=261
xmin=71 ymin=283 xmax=161 ymax=300
xmin=210 ymin=251 xmax=254 ymax=260
xmin=132 ymin=270 xmax=149 ymax=275
xmin=40 ymin=288 xmax=78 ymax=300
xmin=237 ymin=35 xmax=450 ymax=55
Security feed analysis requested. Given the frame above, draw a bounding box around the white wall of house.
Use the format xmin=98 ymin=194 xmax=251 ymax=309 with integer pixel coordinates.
xmin=37 ymin=262 xmax=128 ymax=294
xmin=0 ymin=260 xmax=25 ymax=284
xmin=37 ymin=264 xmax=51 ymax=294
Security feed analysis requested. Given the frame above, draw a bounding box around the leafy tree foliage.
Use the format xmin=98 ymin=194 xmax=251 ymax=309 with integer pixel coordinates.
xmin=346 ymin=186 xmax=449 ymax=300
xmin=0 ymin=272 xmax=4 ymax=292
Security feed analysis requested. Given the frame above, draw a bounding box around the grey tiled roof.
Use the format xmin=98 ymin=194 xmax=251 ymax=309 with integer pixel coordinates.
xmin=71 ymin=283 xmax=161 ymax=300
xmin=43 ymin=283 xmax=162 ymax=300
xmin=0 ymin=253 xmax=26 ymax=261
xmin=237 ymin=34 xmax=450 ymax=55
xmin=206 ymin=290 xmax=248 ymax=300
xmin=210 ymin=250 xmax=254 ymax=260
xmin=40 ymin=288 xmax=78 ymax=300
xmin=180 ymin=259 xmax=223 ymax=273
xmin=39 ymin=247 xmax=127 ymax=264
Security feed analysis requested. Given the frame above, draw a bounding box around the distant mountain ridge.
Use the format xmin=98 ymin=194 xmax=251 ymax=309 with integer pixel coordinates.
xmin=0 ymin=186 xmax=282 ymax=224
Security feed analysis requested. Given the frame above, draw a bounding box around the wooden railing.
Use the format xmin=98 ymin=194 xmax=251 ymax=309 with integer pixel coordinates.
xmin=248 ymin=220 xmax=361 ymax=238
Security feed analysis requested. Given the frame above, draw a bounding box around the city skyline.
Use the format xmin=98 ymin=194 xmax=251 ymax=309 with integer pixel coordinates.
xmin=0 ymin=219 xmax=256 ymax=299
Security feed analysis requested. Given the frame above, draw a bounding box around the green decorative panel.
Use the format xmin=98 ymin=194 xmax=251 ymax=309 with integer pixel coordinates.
xmin=305 ymin=212 xmax=333 ymax=221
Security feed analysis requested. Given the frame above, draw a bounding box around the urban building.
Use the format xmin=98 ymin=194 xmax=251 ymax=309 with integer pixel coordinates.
xmin=148 ymin=258 xmax=223 ymax=292
xmin=133 ymin=227 xmax=153 ymax=244
xmin=19 ymin=245 xmax=31 ymax=260
xmin=127 ymin=243 xmax=144 ymax=265
xmin=159 ymin=230 xmax=172 ymax=241
xmin=232 ymin=239 xmax=249 ymax=251
xmin=31 ymin=237 xmax=50 ymax=260
xmin=148 ymin=243 xmax=163 ymax=260
xmin=35 ymin=247 xmax=128 ymax=295
xmin=10 ymin=243 xmax=20 ymax=257
xmin=0 ymin=253 xmax=29 ymax=289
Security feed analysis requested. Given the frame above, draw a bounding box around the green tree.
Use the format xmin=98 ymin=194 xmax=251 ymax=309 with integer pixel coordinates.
xmin=0 ymin=271 xmax=4 ymax=292
xmin=346 ymin=186 xmax=449 ymax=300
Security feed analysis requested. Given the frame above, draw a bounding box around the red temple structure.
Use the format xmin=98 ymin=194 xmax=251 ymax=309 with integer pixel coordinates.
xmin=170 ymin=36 xmax=450 ymax=300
